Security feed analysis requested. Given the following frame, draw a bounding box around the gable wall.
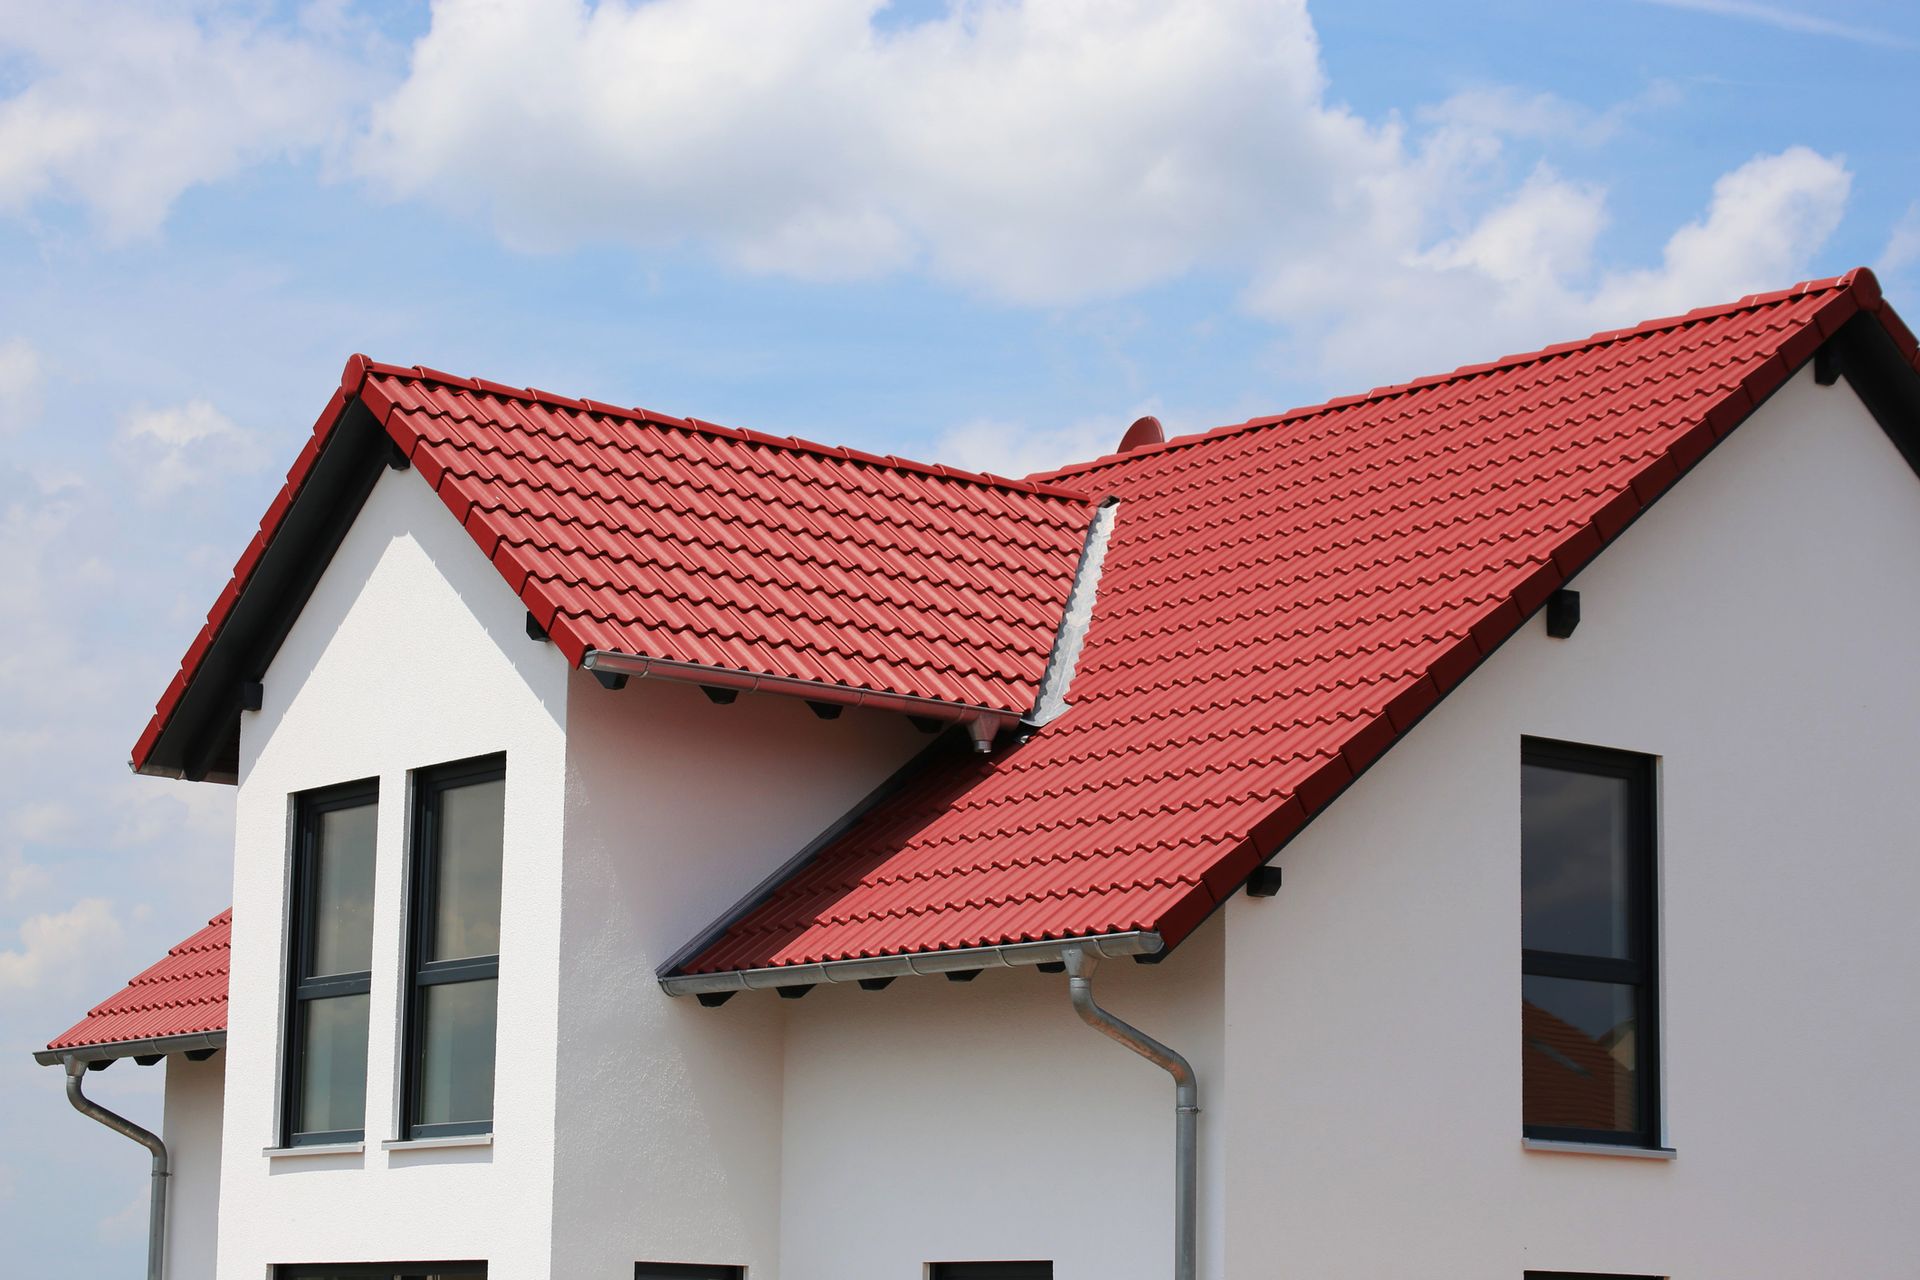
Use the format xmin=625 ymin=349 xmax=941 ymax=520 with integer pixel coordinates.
xmin=1221 ymin=366 xmax=1920 ymax=1277
xmin=219 ymin=466 xmax=571 ymax=1278
xmin=551 ymin=676 xmax=929 ymax=1276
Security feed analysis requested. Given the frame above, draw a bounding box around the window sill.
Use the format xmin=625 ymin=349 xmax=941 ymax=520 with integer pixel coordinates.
xmin=381 ymin=1133 xmax=494 ymax=1152
xmin=263 ymin=1140 xmax=365 ymax=1159
xmin=1523 ymin=1137 xmax=1675 ymax=1160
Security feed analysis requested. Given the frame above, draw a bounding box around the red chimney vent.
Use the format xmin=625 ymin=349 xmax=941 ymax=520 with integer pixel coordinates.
xmin=1118 ymin=415 xmax=1164 ymax=453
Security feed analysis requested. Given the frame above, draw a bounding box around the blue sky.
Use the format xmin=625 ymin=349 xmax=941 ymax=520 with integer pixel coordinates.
xmin=0 ymin=0 xmax=1913 ymax=1267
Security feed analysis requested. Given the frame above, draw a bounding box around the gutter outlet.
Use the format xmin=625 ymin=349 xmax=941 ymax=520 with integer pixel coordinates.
xmin=65 ymin=1057 xmax=168 ymax=1280
xmin=1063 ymin=944 xmax=1198 ymax=1280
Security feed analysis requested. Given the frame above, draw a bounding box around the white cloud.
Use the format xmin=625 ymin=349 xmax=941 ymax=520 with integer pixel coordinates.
xmin=119 ymin=399 xmax=268 ymax=500
xmin=1880 ymin=202 xmax=1920 ymax=291
xmin=361 ymin=1 xmax=1856 ymax=390
xmin=0 ymin=340 xmax=42 ymax=434
xmin=0 ymin=898 xmax=121 ymax=995
xmin=0 ymin=0 xmax=386 ymax=238
xmin=362 ymin=0 xmax=1397 ymax=303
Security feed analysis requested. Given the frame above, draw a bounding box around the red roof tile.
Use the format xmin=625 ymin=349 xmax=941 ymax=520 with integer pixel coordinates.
xmin=46 ymin=910 xmax=231 ymax=1054
xmin=680 ymin=269 xmax=1918 ymax=974
xmin=132 ymin=367 xmax=1100 ymax=773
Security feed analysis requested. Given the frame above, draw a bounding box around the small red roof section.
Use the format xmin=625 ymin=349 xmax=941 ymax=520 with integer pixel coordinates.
xmin=44 ymin=910 xmax=231 ymax=1059
xmin=131 ymin=365 xmax=1098 ymax=774
xmin=680 ymin=269 xmax=1920 ymax=974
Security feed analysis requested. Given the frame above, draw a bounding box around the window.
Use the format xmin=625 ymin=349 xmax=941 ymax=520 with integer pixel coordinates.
xmin=284 ymin=780 xmax=378 ymax=1145
xmin=635 ymin=1266 xmax=745 ymax=1280
xmin=928 ymin=1265 xmax=1054 ymax=1280
xmin=1521 ymin=739 xmax=1659 ymax=1147
xmin=404 ymin=755 xmax=506 ymax=1139
xmin=276 ymin=1265 xmax=485 ymax=1279
xmin=1525 ymin=1273 xmax=1665 ymax=1279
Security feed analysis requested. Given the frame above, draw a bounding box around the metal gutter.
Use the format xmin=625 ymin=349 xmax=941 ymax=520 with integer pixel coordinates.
xmin=64 ymin=1057 xmax=169 ymax=1280
xmin=660 ymin=930 xmax=1162 ymax=997
xmin=34 ymin=1030 xmax=226 ymax=1068
xmin=580 ymin=651 xmax=1018 ymax=751
xmin=1025 ymin=496 xmax=1119 ymax=728
xmin=1063 ymin=944 xmax=1198 ymax=1280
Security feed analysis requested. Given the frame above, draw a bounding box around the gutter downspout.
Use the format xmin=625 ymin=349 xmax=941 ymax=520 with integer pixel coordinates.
xmin=65 ymin=1058 xmax=167 ymax=1280
xmin=1063 ymin=944 xmax=1197 ymax=1280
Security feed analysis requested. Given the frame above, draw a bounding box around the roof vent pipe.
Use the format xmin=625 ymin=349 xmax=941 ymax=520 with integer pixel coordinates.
xmin=1119 ymin=415 xmax=1165 ymax=452
xmin=64 ymin=1057 xmax=168 ymax=1280
xmin=1062 ymin=944 xmax=1197 ymax=1280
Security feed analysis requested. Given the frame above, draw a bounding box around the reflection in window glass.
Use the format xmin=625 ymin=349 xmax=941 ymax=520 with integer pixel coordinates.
xmin=297 ymin=992 xmax=370 ymax=1137
xmin=431 ymin=778 xmax=504 ymax=962
xmin=1522 ymin=764 xmax=1632 ymax=959
xmin=1520 ymin=741 xmax=1657 ymax=1147
xmin=417 ymin=978 xmax=499 ymax=1128
xmin=311 ymin=804 xmax=377 ymax=976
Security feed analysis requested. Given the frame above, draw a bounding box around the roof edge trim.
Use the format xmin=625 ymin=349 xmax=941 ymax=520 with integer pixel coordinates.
xmin=34 ymin=1030 xmax=227 ymax=1068
xmin=346 ymin=354 xmax=1096 ymax=504
xmin=1025 ymin=496 xmax=1121 ymax=728
xmin=660 ymin=930 xmax=1163 ymax=997
xmin=1033 ymin=269 xmax=1881 ymax=483
xmin=579 ymin=650 xmax=1021 ymax=744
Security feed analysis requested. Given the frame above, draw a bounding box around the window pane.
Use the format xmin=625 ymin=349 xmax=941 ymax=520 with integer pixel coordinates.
xmin=1522 ymin=975 xmax=1639 ymax=1133
xmin=416 ymin=978 xmax=497 ymax=1127
xmin=310 ymin=802 xmax=377 ymax=977
xmin=431 ymin=778 xmax=504 ymax=962
xmin=297 ymin=992 xmax=369 ymax=1135
xmin=1522 ymin=763 xmax=1632 ymax=958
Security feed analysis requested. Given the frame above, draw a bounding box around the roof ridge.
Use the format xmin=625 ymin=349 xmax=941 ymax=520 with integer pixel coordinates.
xmin=341 ymin=355 xmax=1096 ymax=505
xmin=1033 ymin=269 xmax=1875 ymax=484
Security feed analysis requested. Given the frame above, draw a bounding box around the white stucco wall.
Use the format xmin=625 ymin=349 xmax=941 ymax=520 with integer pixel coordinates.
xmin=551 ymin=676 xmax=928 ymax=1278
xmin=218 ymin=466 xmax=570 ymax=1278
xmin=776 ymin=927 xmax=1225 ymax=1280
xmin=164 ymin=1051 xmax=225 ymax=1278
xmin=1221 ymin=367 xmax=1920 ymax=1277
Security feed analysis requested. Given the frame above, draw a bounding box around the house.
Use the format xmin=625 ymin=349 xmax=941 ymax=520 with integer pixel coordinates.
xmin=35 ymin=268 xmax=1920 ymax=1280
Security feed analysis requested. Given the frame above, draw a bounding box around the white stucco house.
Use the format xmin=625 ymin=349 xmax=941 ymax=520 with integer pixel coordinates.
xmin=34 ymin=268 xmax=1920 ymax=1280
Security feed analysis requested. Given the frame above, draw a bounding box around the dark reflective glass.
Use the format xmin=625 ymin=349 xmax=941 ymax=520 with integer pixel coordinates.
xmin=431 ymin=778 xmax=504 ymax=962
xmin=297 ymin=992 xmax=369 ymax=1136
xmin=310 ymin=803 xmax=377 ymax=977
xmin=1522 ymin=975 xmax=1638 ymax=1133
xmin=415 ymin=977 xmax=497 ymax=1128
xmin=1522 ymin=763 xmax=1631 ymax=958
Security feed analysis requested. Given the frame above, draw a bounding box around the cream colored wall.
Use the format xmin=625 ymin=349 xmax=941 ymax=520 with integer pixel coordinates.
xmin=1221 ymin=367 xmax=1920 ymax=1278
xmin=219 ymin=466 xmax=570 ymax=1278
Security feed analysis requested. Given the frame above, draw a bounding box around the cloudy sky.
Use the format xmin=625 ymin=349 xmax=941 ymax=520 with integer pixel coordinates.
xmin=0 ymin=0 xmax=1913 ymax=1266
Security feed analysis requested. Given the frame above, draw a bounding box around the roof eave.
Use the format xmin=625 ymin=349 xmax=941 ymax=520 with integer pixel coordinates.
xmin=34 ymin=1030 xmax=227 ymax=1068
xmin=660 ymin=930 xmax=1164 ymax=998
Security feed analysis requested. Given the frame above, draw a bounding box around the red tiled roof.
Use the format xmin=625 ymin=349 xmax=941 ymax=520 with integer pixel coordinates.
xmin=46 ymin=910 xmax=231 ymax=1055
xmin=680 ymin=269 xmax=1920 ymax=974
xmin=131 ymin=364 xmax=1099 ymax=773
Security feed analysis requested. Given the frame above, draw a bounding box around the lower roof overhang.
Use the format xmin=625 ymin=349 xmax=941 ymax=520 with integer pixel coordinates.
xmin=34 ymin=1030 xmax=227 ymax=1068
xmin=659 ymin=929 xmax=1164 ymax=999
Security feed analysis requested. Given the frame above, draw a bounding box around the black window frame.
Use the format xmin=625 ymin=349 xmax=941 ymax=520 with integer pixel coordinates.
xmin=928 ymin=1265 xmax=1054 ymax=1280
xmin=1525 ymin=1273 xmax=1666 ymax=1279
xmin=282 ymin=778 xmax=380 ymax=1147
xmin=402 ymin=753 xmax=507 ymax=1141
xmin=634 ymin=1265 xmax=746 ymax=1280
xmin=1521 ymin=736 xmax=1661 ymax=1149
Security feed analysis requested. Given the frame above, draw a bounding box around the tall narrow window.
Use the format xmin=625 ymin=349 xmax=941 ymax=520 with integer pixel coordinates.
xmin=285 ymin=780 xmax=378 ymax=1146
xmin=405 ymin=755 xmax=505 ymax=1138
xmin=1521 ymin=739 xmax=1659 ymax=1147
xmin=928 ymin=1266 xmax=1054 ymax=1280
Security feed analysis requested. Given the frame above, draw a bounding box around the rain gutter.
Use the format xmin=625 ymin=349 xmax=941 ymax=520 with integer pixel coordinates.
xmin=659 ymin=930 xmax=1162 ymax=998
xmin=579 ymin=651 xmax=1017 ymax=751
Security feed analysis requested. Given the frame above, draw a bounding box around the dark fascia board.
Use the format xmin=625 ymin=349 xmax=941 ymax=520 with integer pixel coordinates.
xmin=33 ymin=1030 xmax=226 ymax=1068
xmin=139 ymin=399 xmax=391 ymax=782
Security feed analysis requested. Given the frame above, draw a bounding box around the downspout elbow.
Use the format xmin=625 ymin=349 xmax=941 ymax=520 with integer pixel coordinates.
xmin=1063 ymin=944 xmax=1199 ymax=1280
xmin=65 ymin=1058 xmax=168 ymax=1280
